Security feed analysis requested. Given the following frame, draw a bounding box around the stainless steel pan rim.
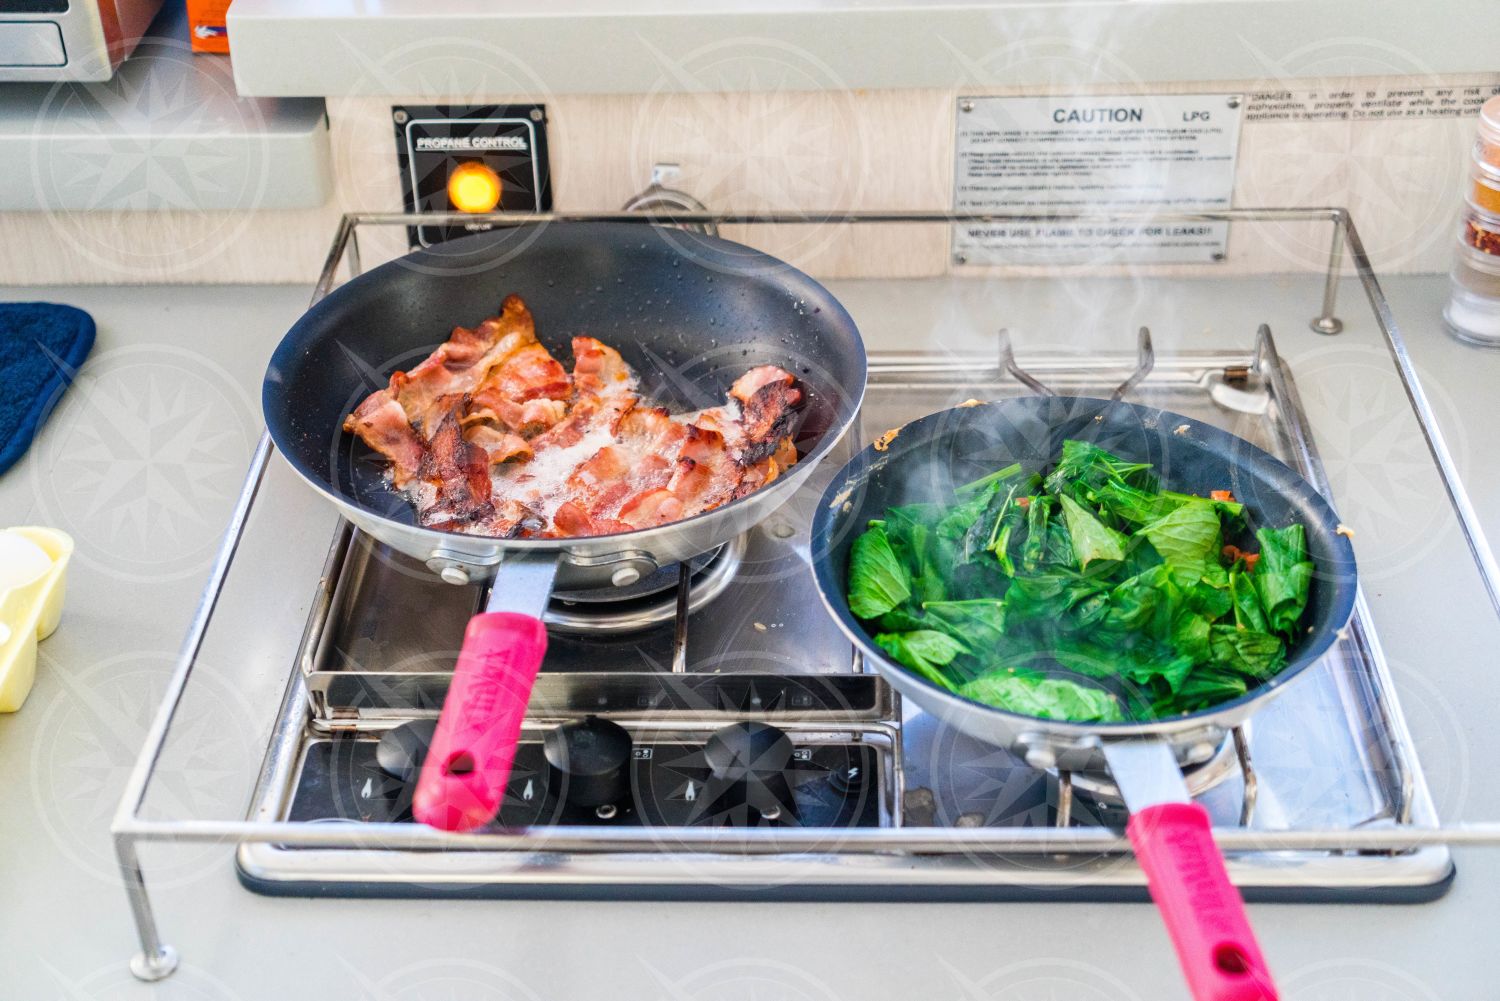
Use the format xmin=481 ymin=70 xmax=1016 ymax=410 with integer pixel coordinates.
xmin=302 ymin=441 xmax=842 ymax=588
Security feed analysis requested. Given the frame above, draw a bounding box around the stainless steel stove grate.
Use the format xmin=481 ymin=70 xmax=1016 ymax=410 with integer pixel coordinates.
xmin=238 ymin=319 xmax=1441 ymax=893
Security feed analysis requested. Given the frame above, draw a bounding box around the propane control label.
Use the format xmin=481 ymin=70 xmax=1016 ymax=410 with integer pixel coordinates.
xmin=953 ymin=94 xmax=1243 ymax=265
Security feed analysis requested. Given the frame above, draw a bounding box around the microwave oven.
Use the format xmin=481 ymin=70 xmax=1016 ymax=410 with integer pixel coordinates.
xmin=0 ymin=0 xmax=164 ymax=82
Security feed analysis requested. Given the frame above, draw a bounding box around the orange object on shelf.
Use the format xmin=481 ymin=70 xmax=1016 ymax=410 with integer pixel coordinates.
xmin=187 ymin=0 xmax=231 ymax=53
xmin=1472 ymin=166 xmax=1500 ymax=214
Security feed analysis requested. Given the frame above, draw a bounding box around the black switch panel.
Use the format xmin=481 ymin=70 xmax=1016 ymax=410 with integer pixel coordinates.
xmin=393 ymin=103 xmax=552 ymax=249
xmin=288 ymin=737 xmax=882 ymax=831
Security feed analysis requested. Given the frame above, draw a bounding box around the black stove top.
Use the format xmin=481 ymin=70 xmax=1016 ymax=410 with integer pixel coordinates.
xmin=289 ymin=726 xmax=882 ymax=830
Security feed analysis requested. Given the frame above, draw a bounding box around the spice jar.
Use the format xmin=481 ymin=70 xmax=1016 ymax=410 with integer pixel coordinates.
xmin=1469 ymin=160 xmax=1500 ymax=215
xmin=1475 ymin=95 xmax=1500 ymax=175
xmin=1445 ymin=242 xmax=1500 ymax=345
xmin=1445 ymin=95 xmax=1500 ymax=345
xmin=1461 ymin=203 xmax=1500 ymax=256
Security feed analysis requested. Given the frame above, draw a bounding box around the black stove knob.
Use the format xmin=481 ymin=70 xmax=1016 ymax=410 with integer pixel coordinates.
xmin=702 ymin=722 xmax=797 ymax=825
xmin=544 ymin=716 xmax=633 ymax=808
xmin=375 ymin=719 xmax=438 ymax=783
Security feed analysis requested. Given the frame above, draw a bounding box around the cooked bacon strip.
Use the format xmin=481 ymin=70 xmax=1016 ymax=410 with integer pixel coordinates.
xmin=735 ymin=435 xmax=798 ymax=499
xmin=393 ymin=295 xmax=541 ymax=432
xmin=484 ymin=499 xmax=546 ymax=538
xmin=552 ymin=500 xmax=634 ymax=538
xmin=462 ymin=424 xmax=534 ymax=465
xmin=417 ymin=401 xmax=494 ymax=527
xmin=569 ymin=407 xmax=686 ymax=527
xmin=666 ymin=424 xmax=739 ymax=513
xmin=464 ymin=340 xmax=571 ymax=436
xmin=730 ymin=365 xmax=802 ymax=461
xmin=463 ymin=397 xmax=568 ymax=438
xmin=616 ymin=488 xmax=684 ymax=528
xmin=525 ymin=343 xmax=637 ymax=455
xmin=571 ymin=336 xmax=633 ymax=395
xmin=342 ymin=395 xmax=425 ymax=488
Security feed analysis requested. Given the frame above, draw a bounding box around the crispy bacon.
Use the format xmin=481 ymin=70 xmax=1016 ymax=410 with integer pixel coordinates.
xmin=341 ymin=295 xmax=804 ymax=539
xmin=394 ymin=294 xmax=540 ymax=432
xmin=571 ymin=336 xmax=633 ymax=395
xmin=735 ymin=435 xmax=799 ymax=499
xmin=342 ymin=395 xmax=425 ymax=488
xmin=464 ymin=397 xmax=569 ymax=438
xmin=418 ymin=401 xmax=494 ymax=526
xmin=731 ymin=365 xmax=803 ymax=460
xmin=570 ymin=407 xmax=686 ymax=527
xmin=552 ymin=500 xmax=634 ymax=537
xmin=465 ymin=339 xmax=571 ymax=437
xmin=667 ymin=425 xmax=739 ymax=512
xmin=462 ymin=424 xmax=534 ymax=465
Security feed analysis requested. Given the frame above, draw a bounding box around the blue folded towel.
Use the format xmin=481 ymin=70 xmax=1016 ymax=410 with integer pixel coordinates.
xmin=0 ymin=303 xmax=96 ymax=477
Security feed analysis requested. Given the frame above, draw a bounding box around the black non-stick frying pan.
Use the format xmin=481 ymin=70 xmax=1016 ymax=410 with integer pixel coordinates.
xmin=263 ymin=222 xmax=866 ymax=831
xmin=811 ymin=395 xmax=1358 ymax=1001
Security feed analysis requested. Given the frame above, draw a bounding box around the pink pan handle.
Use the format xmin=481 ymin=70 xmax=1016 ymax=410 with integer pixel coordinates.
xmin=412 ymin=611 xmax=548 ymax=832
xmin=1127 ymin=802 xmax=1279 ymax=1001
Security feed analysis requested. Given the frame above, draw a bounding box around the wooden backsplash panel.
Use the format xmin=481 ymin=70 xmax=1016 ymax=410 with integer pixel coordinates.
xmin=0 ymin=73 xmax=1494 ymax=284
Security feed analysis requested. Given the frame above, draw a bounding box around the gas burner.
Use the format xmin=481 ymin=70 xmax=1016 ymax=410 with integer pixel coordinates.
xmin=1057 ymin=724 xmax=1248 ymax=808
xmin=540 ymin=534 xmax=747 ymax=635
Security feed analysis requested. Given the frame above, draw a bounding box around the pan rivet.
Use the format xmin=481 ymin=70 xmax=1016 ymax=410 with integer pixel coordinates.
xmin=1189 ymin=741 xmax=1218 ymax=761
xmin=1024 ymin=747 xmax=1056 ymax=770
xmin=610 ymin=567 xmax=642 ymax=587
xmin=439 ymin=566 xmax=471 ymax=586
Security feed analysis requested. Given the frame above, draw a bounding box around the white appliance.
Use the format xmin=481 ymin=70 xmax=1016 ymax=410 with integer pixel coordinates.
xmin=0 ymin=0 xmax=164 ymax=82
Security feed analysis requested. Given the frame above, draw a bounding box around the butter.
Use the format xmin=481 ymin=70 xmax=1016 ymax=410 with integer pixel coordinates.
xmin=0 ymin=527 xmax=74 ymax=713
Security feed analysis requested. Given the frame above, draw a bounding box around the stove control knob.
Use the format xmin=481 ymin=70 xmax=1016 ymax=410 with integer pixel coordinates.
xmin=703 ymin=722 xmax=797 ymax=824
xmin=544 ymin=716 xmax=633 ymax=808
xmin=376 ymin=719 xmax=438 ymax=782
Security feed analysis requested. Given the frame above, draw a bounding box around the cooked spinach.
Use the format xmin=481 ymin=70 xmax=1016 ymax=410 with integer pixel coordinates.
xmin=847 ymin=524 xmax=911 ymax=619
xmin=844 ymin=441 xmax=1320 ymax=722
xmin=958 ymin=670 xmax=1126 ymax=723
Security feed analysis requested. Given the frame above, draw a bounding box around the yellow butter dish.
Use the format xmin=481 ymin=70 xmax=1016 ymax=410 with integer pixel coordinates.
xmin=0 ymin=527 xmax=74 ymax=712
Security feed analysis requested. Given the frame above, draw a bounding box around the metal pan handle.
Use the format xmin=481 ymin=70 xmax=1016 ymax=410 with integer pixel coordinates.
xmin=1127 ymin=801 xmax=1279 ymax=1001
xmin=412 ymin=611 xmax=548 ymax=832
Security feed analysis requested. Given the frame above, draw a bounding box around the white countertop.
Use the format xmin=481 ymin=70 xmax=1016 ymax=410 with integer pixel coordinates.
xmin=2 ymin=274 xmax=1498 ymax=1000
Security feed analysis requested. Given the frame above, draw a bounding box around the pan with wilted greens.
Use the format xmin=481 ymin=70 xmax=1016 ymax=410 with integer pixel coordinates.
xmin=810 ymin=394 xmax=1357 ymax=1001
